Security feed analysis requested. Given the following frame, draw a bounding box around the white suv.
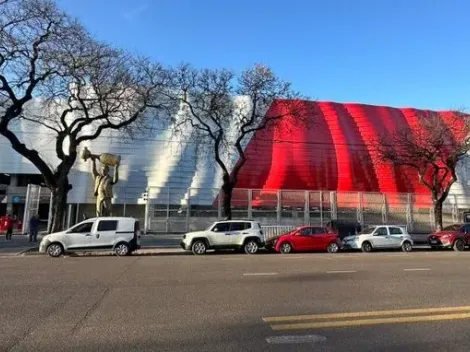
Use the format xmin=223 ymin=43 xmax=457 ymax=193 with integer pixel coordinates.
xmin=342 ymin=225 xmax=413 ymax=252
xmin=180 ymin=220 xmax=265 ymax=255
xmin=39 ymin=217 xmax=141 ymax=257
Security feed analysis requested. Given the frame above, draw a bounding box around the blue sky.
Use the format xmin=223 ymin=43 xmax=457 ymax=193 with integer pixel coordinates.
xmin=57 ymin=0 xmax=470 ymax=110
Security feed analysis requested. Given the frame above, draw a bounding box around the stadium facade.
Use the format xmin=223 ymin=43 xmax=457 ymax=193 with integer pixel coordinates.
xmin=1 ymin=100 xmax=470 ymax=233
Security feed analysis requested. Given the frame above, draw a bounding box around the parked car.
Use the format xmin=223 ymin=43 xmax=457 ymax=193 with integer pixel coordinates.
xmin=39 ymin=217 xmax=141 ymax=257
xmin=428 ymin=224 xmax=470 ymax=251
xmin=342 ymin=225 xmax=413 ymax=252
xmin=326 ymin=220 xmax=362 ymax=240
xmin=273 ymin=226 xmax=341 ymax=254
xmin=180 ymin=220 xmax=264 ymax=255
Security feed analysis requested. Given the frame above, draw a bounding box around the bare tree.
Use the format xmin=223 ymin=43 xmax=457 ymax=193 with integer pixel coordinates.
xmin=0 ymin=0 xmax=170 ymax=232
xmin=377 ymin=112 xmax=470 ymax=231
xmin=168 ymin=63 xmax=312 ymax=220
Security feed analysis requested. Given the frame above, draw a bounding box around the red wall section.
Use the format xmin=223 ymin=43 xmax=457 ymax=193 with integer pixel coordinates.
xmin=232 ymin=101 xmax=463 ymax=197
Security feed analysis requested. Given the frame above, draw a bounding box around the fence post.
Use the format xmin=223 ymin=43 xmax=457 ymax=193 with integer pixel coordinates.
xmin=144 ymin=187 xmax=149 ymax=235
xmin=217 ymin=189 xmax=222 ymax=220
xmin=75 ymin=203 xmax=80 ymax=225
xmin=319 ymin=191 xmax=323 ymax=226
xmin=452 ymin=194 xmax=458 ymax=223
xmin=304 ymin=191 xmax=309 ymax=225
xmin=277 ymin=190 xmax=281 ymax=225
xmin=330 ymin=191 xmax=337 ymax=220
xmin=186 ymin=188 xmax=191 ymax=232
xmin=166 ymin=187 xmax=170 ymax=233
xmin=357 ymin=192 xmax=364 ymax=226
xmin=382 ymin=194 xmax=388 ymax=224
xmin=406 ymin=193 xmax=414 ymax=233
xmin=22 ymin=185 xmax=32 ymax=234
xmin=248 ymin=189 xmax=253 ymax=220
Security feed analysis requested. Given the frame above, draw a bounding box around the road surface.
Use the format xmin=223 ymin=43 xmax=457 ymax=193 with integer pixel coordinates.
xmin=1 ymin=251 xmax=470 ymax=351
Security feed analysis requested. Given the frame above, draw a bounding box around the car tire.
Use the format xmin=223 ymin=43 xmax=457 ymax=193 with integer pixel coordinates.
xmin=244 ymin=240 xmax=259 ymax=255
xmin=327 ymin=242 xmax=339 ymax=253
xmin=361 ymin=241 xmax=372 ymax=253
xmin=192 ymin=240 xmax=207 ymax=255
xmin=115 ymin=242 xmax=130 ymax=256
xmin=453 ymin=239 xmax=465 ymax=252
xmin=47 ymin=243 xmax=64 ymax=258
xmin=401 ymin=241 xmax=412 ymax=252
xmin=279 ymin=242 xmax=292 ymax=254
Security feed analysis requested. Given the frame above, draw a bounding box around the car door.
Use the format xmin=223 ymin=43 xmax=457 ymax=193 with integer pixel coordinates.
xmin=463 ymin=224 xmax=470 ymax=244
xmin=294 ymin=227 xmax=316 ymax=251
xmin=208 ymin=222 xmax=231 ymax=247
xmin=371 ymin=227 xmax=388 ymax=247
xmin=90 ymin=219 xmax=118 ymax=249
xmin=64 ymin=221 xmax=95 ymax=249
xmin=229 ymin=222 xmax=249 ymax=246
xmin=388 ymin=227 xmax=405 ymax=247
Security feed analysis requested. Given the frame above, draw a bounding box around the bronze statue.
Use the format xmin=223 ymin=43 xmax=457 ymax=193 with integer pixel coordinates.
xmin=80 ymin=147 xmax=120 ymax=217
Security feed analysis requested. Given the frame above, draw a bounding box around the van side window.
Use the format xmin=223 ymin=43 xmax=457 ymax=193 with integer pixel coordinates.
xmin=70 ymin=222 xmax=93 ymax=233
xmin=97 ymin=220 xmax=118 ymax=232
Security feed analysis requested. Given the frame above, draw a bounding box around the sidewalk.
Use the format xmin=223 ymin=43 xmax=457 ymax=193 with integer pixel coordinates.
xmin=0 ymin=234 xmax=41 ymax=256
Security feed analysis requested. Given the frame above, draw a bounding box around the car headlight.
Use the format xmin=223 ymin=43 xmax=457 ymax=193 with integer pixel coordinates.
xmin=441 ymin=234 xmax=451 ymax=239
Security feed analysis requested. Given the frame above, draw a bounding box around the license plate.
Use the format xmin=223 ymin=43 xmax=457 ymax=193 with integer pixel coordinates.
xmin=430 ymin=240 xmax=437 ymax=244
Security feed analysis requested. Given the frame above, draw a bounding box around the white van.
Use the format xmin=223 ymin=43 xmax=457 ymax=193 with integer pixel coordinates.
xmin=39 ymin=217 xmax=141 ymax=257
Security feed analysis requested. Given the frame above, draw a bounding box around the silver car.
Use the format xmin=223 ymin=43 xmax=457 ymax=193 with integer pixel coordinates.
xmin=342 ymin=225 xmax=413 ymax=253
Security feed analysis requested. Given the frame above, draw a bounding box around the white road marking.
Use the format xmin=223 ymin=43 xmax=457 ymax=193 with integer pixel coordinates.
xmin=326 ymin=270 xmax=357 ymax=274
xmin=404 ymin=268 xmax=431 ymax=271
xmin=266 ymin=334 xmax=327 ymax=344
xmin=243 ymin=272 xmax=278 ymax=276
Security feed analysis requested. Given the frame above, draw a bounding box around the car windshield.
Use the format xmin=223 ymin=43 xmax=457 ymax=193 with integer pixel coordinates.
xmin=442 ymin=224 xmax=461 ymax=231
xmin=358 ymin=227 xmax=376 ymax=235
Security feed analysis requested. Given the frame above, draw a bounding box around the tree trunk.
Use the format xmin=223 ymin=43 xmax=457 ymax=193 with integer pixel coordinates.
xmin=49 ymin=179 xmax=70 ymax=233
xmin=221 ymin=178 xmax=234 ymax=220
xmin=433 ymin=199 xmax=444 ymax=232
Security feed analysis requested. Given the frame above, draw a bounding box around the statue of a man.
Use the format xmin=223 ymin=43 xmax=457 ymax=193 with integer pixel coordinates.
xmin=81 ymin=147 xmax=121 ymax=217
xmin=92 ymin=160 xmax=119 ymax=217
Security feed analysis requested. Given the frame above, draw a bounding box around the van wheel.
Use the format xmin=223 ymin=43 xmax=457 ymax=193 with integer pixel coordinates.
xmin=361 ymin=241 xmax=372 ymax=253
xmin=244 ymin=240 xmax=259 ymax=254
xmin=115 ymin=242 xmax=130 ymax=256
xmin=192 ymin=240 xmax=207 ymax=255
xmin=47 ymin=243 xmax=64 ymax=257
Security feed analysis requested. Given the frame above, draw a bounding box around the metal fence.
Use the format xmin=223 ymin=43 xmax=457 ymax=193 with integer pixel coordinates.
xmin=143 ymin=187 xmax=465 ymax=234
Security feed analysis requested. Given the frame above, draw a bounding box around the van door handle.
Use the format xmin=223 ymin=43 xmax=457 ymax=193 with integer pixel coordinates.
xmin=85 ymin=234 xmax=92 ymax=236
xmin=242 ymin=232 xmax=249 ymax=234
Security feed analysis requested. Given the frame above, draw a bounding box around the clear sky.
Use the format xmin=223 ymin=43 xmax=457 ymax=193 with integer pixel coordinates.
xmin=57 ymin=0 xmax=470 ymax=110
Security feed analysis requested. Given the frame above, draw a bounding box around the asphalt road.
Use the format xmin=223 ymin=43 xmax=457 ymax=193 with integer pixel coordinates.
xmin=2 ymin=251 xmax=470 ymax=351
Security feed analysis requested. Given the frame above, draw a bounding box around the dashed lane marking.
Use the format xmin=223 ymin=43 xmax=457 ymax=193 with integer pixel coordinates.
xmin=265 ymin=334 xmax=327 ymax=344
xmin=243 ymin=272 xmax=278 ymax=276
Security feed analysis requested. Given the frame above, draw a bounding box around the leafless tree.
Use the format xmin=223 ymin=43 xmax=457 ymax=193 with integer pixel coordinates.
xmin=167 ymin=63 xmax=313 ymax=219
xmin=377 ymin=112 xmax=470 ymax=231
xmin=0 ymin=0 xmax=171 ymax=232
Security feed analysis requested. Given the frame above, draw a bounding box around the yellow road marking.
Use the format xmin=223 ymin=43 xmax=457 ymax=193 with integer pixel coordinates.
xmin=263 ymin=305 xmax=470 ymax=323
xmin=270 ymin=312 xmax=470 ymax=330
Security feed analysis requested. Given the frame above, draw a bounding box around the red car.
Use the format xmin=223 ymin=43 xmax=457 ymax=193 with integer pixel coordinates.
xmin=428 ymin=224 xmax=470 ymax=251
xmin=274 ymin=226 xmax=340 ymax=254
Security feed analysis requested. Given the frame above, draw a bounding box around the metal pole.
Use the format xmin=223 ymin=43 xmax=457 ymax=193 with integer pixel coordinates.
xmin=186 ymin=188 xmax=191 ymax=232
xmin=47 ymin=192 xmax=53 ymax=233
xmin=123 ymin=203 xmax=127 ymax=217
xmin=21 ymin=184 xmax=31 ymax=234
xmin=144 ymin=187 xmax=149 ymax=235
xmin=319 ymin=191 xmax=323 ymax=226
xmin=75 ymin=203 xmax=80 ymax=224
xmin=304 ymin=191 xmax=309 ymax=225
xmin=166 ymin=187 xmax=170 ymax=233
xmin=66 ymin=204 xmax=72 ymax=229
xmin=248 ymin=189 xmax=253 ymax=220
xmin=277 ymin=190 xmax=281 ymax=225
